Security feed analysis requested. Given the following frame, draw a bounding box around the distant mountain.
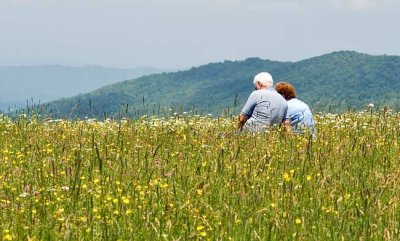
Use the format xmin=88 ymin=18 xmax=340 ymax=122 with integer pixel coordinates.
xmin=32 ymin=51 xmax=400 ymax=118
xmin=0 ymin=65 xmax=170 ymax=111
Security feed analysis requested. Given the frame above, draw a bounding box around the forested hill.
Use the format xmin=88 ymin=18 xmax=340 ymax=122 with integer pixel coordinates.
xmin=38 ymin=51 xmax=400 ymax=118
xmin=0 ymin=65 xmax=166 ymax=111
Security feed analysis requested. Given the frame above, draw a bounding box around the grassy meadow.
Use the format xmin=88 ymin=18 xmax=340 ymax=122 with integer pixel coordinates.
xmin=0 ymin=109 xmax=399 ymax=240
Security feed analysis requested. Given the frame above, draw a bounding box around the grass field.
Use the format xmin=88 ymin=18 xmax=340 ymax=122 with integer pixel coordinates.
xmin=0 ymin=109 xmax=399 ymax=240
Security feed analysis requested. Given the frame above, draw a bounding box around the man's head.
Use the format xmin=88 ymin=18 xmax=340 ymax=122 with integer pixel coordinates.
xmin=275 ymin=81 xmax=297 ymax=100
xmin=253 ymin=72 xmax=273 ymax=90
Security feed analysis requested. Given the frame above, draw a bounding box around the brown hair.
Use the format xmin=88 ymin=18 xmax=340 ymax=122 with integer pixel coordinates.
xmin=275 ymin=81 xmax=297 ymax=100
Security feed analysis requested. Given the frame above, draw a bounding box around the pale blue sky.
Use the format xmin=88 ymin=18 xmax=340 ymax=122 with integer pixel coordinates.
xmin=0 ymin=0 xmax=399 ymax=69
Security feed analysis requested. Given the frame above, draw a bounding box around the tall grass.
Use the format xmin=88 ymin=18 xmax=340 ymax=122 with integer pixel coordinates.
xmin=0 ymin=109 xmax=399 ymax=240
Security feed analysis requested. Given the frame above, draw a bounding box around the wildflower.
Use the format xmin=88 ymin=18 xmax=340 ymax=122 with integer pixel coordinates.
xmin=4 ymin=234 xmax=12 ymax=241
xmin=306 ymin=175 xmax=312 ymax=181
xmin=56 ymin=208 xmax=64 ymax=214
xmin=160 ymin=183 xmax=169 ymax=189
xmin=295 ymin=218 xmax=302 ymax=225
xmin=200 ymin=231 xmax=207 ymax=237
xmin=283 ymin=173 xmax=291 ymax=182
xmin=122 ymin=197 xmax=130 ymax=204
xmin=197 ymin=225 xmax=205 ymax=231
xmin=61 ymin=186 xmax=70 ymax=191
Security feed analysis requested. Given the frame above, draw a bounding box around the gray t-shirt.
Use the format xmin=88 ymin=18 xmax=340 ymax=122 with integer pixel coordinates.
xmin=241 ymin=88 xmax=288 ymax=132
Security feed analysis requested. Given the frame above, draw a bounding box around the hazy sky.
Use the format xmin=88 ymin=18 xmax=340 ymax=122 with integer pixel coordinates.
xmin=0 ymin=0 xmax=399 ymax=68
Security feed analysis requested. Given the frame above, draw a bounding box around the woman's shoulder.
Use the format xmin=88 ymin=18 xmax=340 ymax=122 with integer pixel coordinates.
xmin=288 ymin=98 xmax=304 ymax=106
xmin=288 ymin=98 xmax=312 ymax=113
xmin=289 ymin=98 xmax=310 ymax=106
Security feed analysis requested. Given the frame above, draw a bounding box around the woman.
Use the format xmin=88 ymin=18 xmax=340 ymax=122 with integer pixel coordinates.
xmin=275 ymin=82 xmax=316 ymax=135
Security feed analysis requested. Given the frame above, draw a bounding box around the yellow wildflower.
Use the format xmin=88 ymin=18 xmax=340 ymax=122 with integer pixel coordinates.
xmin=197 ymin=225 xmax=204 ymax=231
xmin=4 ymin=234 xmax=12 ymax=241
xmin=283 ymin=173 xmax=291 ymax=182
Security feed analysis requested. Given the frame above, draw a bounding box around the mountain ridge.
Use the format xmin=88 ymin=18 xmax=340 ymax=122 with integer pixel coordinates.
xmin=24 ymin=51 xmax=400 ymax=118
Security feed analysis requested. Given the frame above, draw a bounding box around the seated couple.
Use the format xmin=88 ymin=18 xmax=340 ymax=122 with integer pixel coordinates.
xmin=238 ymin=72 xmax=315 ymax=135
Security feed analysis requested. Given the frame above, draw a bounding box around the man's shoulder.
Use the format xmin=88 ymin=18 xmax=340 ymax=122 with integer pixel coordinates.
xmin=262 ymin=89 xmax=283 ymax=97
xmin=254 ymin=89 xmax=287 ymax=106
xmin=269 ymin=90 xmax=287 ymax=103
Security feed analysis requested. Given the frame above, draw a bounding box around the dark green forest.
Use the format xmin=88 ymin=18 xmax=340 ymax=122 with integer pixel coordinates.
xmin=30 ymin=51 xmax=400 ymax=119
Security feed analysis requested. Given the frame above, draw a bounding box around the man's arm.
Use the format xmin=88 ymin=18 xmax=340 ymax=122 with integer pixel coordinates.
xmin=238 ymin=113 xmax=249 ymax=131
xmin=238 ymin=92 xmax=256 ymax=131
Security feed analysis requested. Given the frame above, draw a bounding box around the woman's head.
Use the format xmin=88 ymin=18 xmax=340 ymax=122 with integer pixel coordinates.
xmin=275 ymin=82 xmax=296 ymax=100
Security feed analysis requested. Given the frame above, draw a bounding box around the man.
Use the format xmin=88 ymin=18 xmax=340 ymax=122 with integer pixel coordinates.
xmin=238 ymin=72 xmax=290 ymax=132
